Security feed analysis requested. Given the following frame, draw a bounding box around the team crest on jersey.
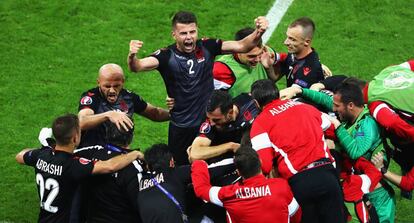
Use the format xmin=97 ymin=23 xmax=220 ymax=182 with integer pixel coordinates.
xmin=195 ymin=48 xmax=205 ymax=63
xmin=78 ymin=158 xmax=91 ymax=165
xmin=303 ymin=67 xmax=311 ymax=76
xmin=243 ymin=111 xmax=252 ymax=121
xmin=80 ymin=96 xmax=93 ymax=105
xmin=199 ymin=122 xmax=211 ymax=134
xmin=383 ymin=71 xmax=414 ymax=89
xmin=119 ymin=100 xmax=129 ymax=112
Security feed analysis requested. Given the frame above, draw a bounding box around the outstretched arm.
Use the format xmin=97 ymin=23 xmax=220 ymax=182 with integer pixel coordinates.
xmin=191 ymin=160 xmax=224 ymax=207
xmin=221 ymin=16 xmax=268 ymax=54
xmin=93 ymin=150 xmax=144 ymax=174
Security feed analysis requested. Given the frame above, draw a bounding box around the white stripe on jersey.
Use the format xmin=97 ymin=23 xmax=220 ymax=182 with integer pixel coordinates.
xmin=372 ymin=103 xmax=391 ymax=119
xmin=360 ymin=174 xmax=372 ymax=194
xmin=73 ymin=145 xmax=104 ymax=153
xmin=207 ymin=158 xmax=233 ymax=168
xmin=209 ymin=186 xmax=223 ymax=207
xmin=288 ymin=197 xmax=300 ymax=216
xmin=271 ymin=142 xmax=298 ymax=175
xmin=214 ymin=79 xmax=232 ymax=90
xmin=251 ymin=133 xmax=272 ymax=151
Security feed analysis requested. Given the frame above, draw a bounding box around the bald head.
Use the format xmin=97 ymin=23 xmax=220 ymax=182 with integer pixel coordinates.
xmin=97 ymin=64 xmax=125 ymax=103
xmin=98 ymin=63 xmax=125 ymax=80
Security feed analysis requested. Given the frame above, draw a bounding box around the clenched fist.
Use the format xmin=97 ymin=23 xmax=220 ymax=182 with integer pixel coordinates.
xmin=129 ymin=40 xmax=144 ymax=55
xmin=254 ymin=16 xmax=269 ymax=34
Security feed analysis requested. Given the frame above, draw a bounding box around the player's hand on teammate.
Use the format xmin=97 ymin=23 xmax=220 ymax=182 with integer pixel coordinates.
xmin=227 ymin=142 xmax=241 ymax=152
xmin=165 ymin=96 xmax=175 ymax=111
xmin=129 ymin=40 xmax=144 ymax=55
xmin=371 ymin=152 xmax=385 ymax=169
xmin=279 ymin=85 xmax=302 ymax=100
xmin=107 ymin=110 xmax=134 ymax=132
xmin=321 ymin=64 xmax=332 ymax=79
xmin=310 ymin=83 xmax=326 ymax=91
xmin=325 ymin=114 xmax=341 ymax=129
xmin=260 ymin=47 xmax=275 ymax=69
xmin=254 ymin=16 xmax=269 ymax=34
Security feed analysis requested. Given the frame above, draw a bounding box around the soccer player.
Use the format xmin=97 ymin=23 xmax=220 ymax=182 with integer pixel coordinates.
xmin=137 ymin=143 xmax=234 ymax=223
xmin=78 ymin=63 xmax=169 ymax=147
xmin=15 ymin=114 xmax=143 ymax=223
xmin=213 ymin=27 xmax=277 ymax=98
xmin=249 ymin=79 xmax=345 ymax=223
xmin=192 ymin=145 xmax=301 ymax=223
xmin=189 ymin=90 xmax=259 ymax=181
xmin=273 ymin=17 xmax=324 ymax=88
xmin=287 ymin=80 xmax=396 ymax=222
xmin=73 ymin=123 xmax=144 ymax=223
xmin=128 ymin=11 xmax=268 ymax=165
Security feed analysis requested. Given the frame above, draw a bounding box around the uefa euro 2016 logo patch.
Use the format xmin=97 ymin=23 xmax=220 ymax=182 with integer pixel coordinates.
xmin=199 ymin=122 xmax=211 ymax=134
xmin=80 ymin=96 xmax=93 ymax=105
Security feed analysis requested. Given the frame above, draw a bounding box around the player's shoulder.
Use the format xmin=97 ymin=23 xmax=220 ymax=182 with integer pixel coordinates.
xmin=79 ymin=87 xmax=100 ymax=105
xmin=151 ymin=47 xmax=170 ymax=57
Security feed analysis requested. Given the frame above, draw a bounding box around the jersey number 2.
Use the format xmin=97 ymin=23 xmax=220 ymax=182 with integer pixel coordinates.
xmin=187 ymin=59 xmax=195 ymax=74
xmin=36 ymin=174 xmax=59 ymax=213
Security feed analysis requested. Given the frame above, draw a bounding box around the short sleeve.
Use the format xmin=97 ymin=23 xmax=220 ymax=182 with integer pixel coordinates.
xmin=78 ymin=90 xmax=100 ymax=112
xmin=70 ymin=157 xmax=95 ymax=180
xmin=198 ymin=120 xmax=216 ymax=141
xmin=149 ymin=48 xmax=170 ymax=73
xmin=23 ymin=148 xmax=43 ymax=166
xmin=202 ymin=38 xmax=223 ymax=57
xmin=132 ymin=92 xmax=148 ymax=114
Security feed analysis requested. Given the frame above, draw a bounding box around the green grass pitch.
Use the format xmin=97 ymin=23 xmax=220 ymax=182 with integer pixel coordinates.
xmin=0 ymin=0 xmax=412 ymax=222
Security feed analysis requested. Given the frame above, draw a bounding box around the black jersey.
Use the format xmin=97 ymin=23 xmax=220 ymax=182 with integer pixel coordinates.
xmin=138 ymin=164 xmax=234 ymax=223
xmin=151 ymin=38 xmax=223 ymax=128
xmin=74 ymin=145 xmax=143 ymax=223
xmin=23 ymin=146 xmax=94 ymax=223
xmin=198 ymin=93 xmax=260 ymax=164
xmin=78 ymin=87 xmax=148 ymax=147
xmin=280 ymin=49 xmax=324 ymax=88
xmin=138 ymin=166 xmax=191 ymax=223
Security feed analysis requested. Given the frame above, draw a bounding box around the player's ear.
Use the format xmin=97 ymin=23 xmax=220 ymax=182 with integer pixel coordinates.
xmin=169 ymin=157 xmax=175 ymax=168
xmin=236 ymin=169 xmax=241 ymax=177
xmin=253 ymin=99 xmax=262 ymax=110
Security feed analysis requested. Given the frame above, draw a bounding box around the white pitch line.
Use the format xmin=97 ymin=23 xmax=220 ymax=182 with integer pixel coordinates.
xmin=262 ymin=0 xmax=294 ymax=44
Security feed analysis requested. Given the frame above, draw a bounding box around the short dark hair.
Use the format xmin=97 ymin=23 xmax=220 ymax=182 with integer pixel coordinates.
xmin=105 ymin=123 xmax=133 ymax=147
xmin=251 ymin=79 xmax=279 ymax=107
xmin=334 ymin=81 xmax=365 ymax=107
xmin=289 ymin=17 xmax=315 ymax=39
xmin=52 ymin=114 xmax=79 ymax=145
xmin=206 ymin=90 xmax=233 ymax=114
xmin=235 ymin=27 xmax=262 ymax=47
xmin=172 ymin=11 xmax=197 ymax=27
xmin=144 ymin=144 xmax=173 ymax=172
xmin=342 ymin=77 xmax=367 ymax=90
xmin=234 ymin=145 xmax=261 ymax=179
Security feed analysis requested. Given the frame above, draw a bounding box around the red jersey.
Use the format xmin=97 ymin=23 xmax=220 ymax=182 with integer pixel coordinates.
xmin=250 ymin=99 xmax=333 ymax=178
xmin=400 ymin=167 xmax=414 ymax=191
xmin=191 ymin=160 xmax=301 ymax=223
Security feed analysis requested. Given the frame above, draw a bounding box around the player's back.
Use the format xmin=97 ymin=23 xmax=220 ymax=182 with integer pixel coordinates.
xmin=254 ymin=99 xmax=330 ymax=179
xmin=75 ymin=145 xmax=143 ymax=223
xmin=25 ymin=147 xmax=94 ymax=223
xmin=219 ymin=175 xmax=298 ymax=223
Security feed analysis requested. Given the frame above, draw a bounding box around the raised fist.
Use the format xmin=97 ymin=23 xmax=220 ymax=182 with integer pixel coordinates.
xmin=129 ymin=40 xmax=143 ymax=55
xmin=254 ymin=16 xmax=269 ymax=34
